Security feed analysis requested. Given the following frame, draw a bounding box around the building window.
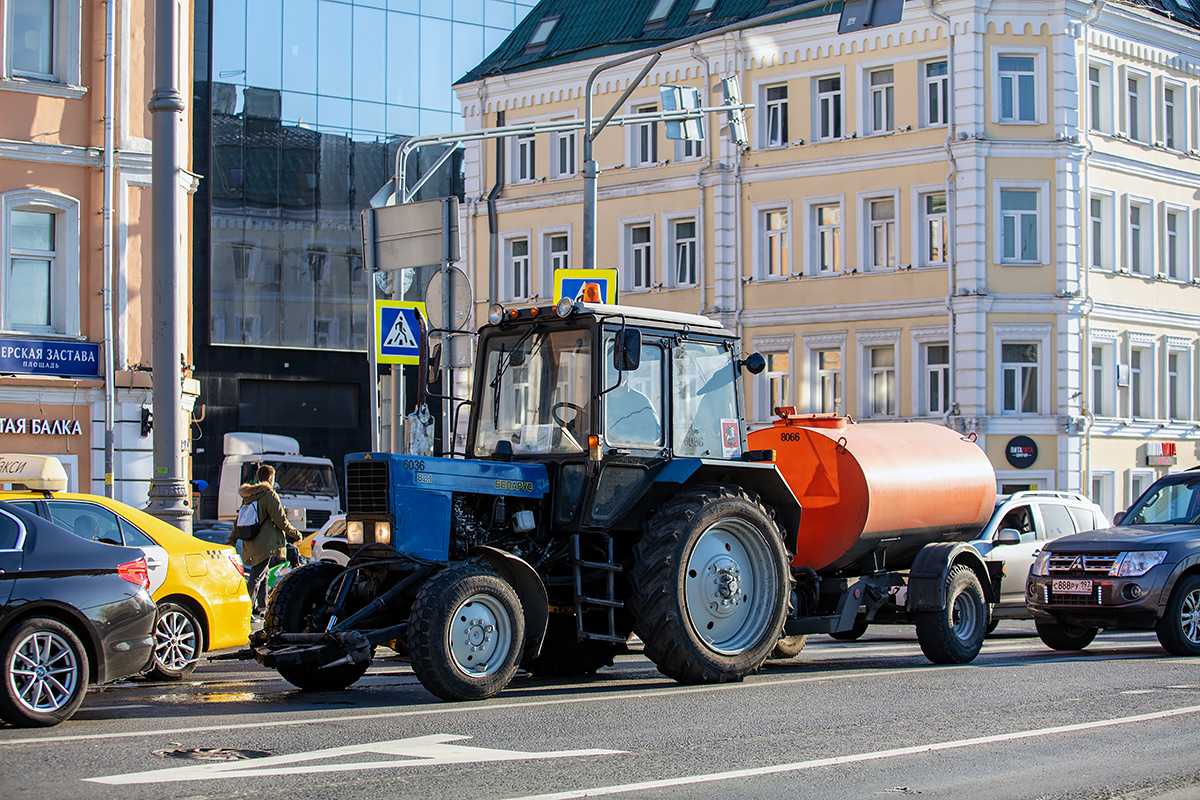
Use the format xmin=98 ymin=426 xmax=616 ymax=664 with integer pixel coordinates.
xmin=1090 ymin=193 xmax=1117 ymax=270
xmin=867 ymin=346 xmax=897 ymax=417
xmin=678 ymin=131 xmax=703 ymax=161
xmin=869 ymin=68 xmax=894 ymax=134
xmin=1088 ymin=61 xmax=1113 ymax=133
xmin=814 ymin=203 xmax=841 ymax=274
xmin=506 ymin=238 xmax=531 ymax=300
xmin=765 ymin=85 xmax=788 ymax=147
xmin=1166 ymin=350 xmax=1186 ymax=420
xmin=1163 ymin=208 xmax=1188 ymax=280
xmin=670 ymin=218 xmax=697 ymax=286
xmin=998 ymin=55 xmax=1037 ymax=123
xmin=1001 ymin=343 xmax=1039 ymax=414
xmin=307 ymin=251 xmax=330 ymax=285
xmin=762 ymin=208 xmax=789 ymax=277
xmin=553 ymin=130 xmax=577 ymax=178
xmin=1129 ymin=347 xmax=1151 ymax=418
xmin=923 ymin=60 xmax=949 ymax=127
xmin=514 ymin=134 xmax=535 ymax=182
xmin=1125 ymin=71 xmax=1149 ymax=142
xmin=4 ymin=0 xmax=80 ymax=89
xmin=814 ymin=349 xmax=843 ymax=414
xmin=921 ymin=192 xmax=948 ymax=266
xmin=867 ymin=197 xmax=896 ymax=270
xmin=311 ymin=317 xmax=338 ymax=348
xmin=235 ymin=315 xmax=261 ymax=345
xmin=1163 ymin=85 xmax=1182 ymax=151
xmin=627 ymin=223 xmax=653 ymax=289
xmin=1126 ymin=199 xmax=1152 ymax=275
xmin=1092 ymin=344 xmax=1107 ymax=417
xmin=765 ymin=352 xmax=790 ymax=415
xmin=646 ymin=0 xmax=675 ymax=24
xmin=1000 ymin=188 xmax=1039 ymax=263
xmin=815 ymin=76 xmax=842 ymax=140
xmin=923 ymin=343 xmax=950 ymax=416
xmin=633 ymin=105 xmax=658 ymax=166
xmin=2 ymin=190 xmax=79 ymax=336
xmin=545 ymin=233 xmax=570 ymax=285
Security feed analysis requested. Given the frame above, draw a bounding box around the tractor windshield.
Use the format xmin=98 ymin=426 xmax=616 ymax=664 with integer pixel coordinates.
xmin=474 ymin=326 xmax=593 ymax=457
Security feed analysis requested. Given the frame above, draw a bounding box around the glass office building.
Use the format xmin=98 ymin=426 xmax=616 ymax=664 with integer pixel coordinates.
xmin=192 ymin=0 xmax=535 ymax=516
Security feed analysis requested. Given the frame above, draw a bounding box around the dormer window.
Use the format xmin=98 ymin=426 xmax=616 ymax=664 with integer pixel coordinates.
xmin=691 ymin=0 xmax=718 ymax=14
xmin=647 ymin=0 xmax=676 ymax=25
xmin=526 ymin=16 xmax=559 ymax=51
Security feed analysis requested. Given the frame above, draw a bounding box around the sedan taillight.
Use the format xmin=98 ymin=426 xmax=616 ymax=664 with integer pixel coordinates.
xmin=118 ymin=557 xmax=150 ymax=589
xmin=225 ymin=551 xmax=244 ymax=578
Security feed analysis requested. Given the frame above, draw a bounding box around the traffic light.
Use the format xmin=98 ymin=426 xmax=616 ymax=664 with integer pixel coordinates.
xmin=140 ymin=407 xmax=153 ymax=438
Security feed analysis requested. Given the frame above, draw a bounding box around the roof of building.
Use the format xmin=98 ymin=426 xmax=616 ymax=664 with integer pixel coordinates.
xmin=456 ymin=0 xmax=1200 ymax=86
xmin=455 ymin=0 xmax=838 ymax=85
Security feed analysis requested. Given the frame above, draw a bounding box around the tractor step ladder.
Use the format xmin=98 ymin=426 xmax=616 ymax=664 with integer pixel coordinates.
xmin=572 ymin=532 xmax=626 ymax=644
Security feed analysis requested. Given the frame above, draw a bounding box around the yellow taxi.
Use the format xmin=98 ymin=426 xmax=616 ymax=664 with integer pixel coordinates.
xmin=0 ymin=455 xmax=250 ymax=681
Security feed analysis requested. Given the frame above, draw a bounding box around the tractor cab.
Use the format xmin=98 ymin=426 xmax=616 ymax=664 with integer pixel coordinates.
xmin=468 ymin=294 xmax=765 ymax=534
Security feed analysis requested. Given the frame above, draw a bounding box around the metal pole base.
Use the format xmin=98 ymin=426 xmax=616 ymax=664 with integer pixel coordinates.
xmin=146 ymin=478 xmax=193 ymax=534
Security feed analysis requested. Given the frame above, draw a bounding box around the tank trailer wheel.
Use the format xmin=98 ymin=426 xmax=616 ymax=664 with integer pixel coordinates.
xmin=523 ymin=616 xmax=621 ymax=677
xmin=629 ymin=484 xmax=791 ymax=684
xmin=1156 ymin=574 xmax=1200 ymax=656
xmin=266 ymin=561 xmax=370 ymax=691
xmin=771 ymin=634 xmax=808 ymax=660
xmin=1036 ymin=620 xmax=1098 ymax=651
xmin=915 ymin=564 xmax=987 ymax=664
xmin=408 ymin=563 xmax=525 ymax=701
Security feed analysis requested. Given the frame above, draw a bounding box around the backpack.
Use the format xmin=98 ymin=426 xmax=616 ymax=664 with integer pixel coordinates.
xmin=233 ymin=500 xmax=262 ymax=540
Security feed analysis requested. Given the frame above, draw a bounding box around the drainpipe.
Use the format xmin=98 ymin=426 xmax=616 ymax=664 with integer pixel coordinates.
xmin=487 ymin=110 xmax=505 ymax=305
xmin=1080 ymin=0 xmax=1106 ymax=497
xmin=145 ymin=0 xmax=190 ymax=532
xmin=926 ymin=0 xmax=960 ymax=434
xmin=732 ymin=33 xmax=745 ymax=347
xmin=691 ymin=43 xmax=715 ymax=316
xmin=102 ymin=0 xmax=116 ymax=497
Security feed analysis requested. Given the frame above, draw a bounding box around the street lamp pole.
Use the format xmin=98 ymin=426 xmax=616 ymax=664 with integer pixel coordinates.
xmin=145 ymin=0 xmax=192 ymax=533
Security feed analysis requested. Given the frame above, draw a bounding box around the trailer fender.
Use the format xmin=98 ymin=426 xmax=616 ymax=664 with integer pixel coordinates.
xmin=906 ymin=542 xmax=1000 ymax=612
xmin=471 ymin=545 xmax=550 ymax=660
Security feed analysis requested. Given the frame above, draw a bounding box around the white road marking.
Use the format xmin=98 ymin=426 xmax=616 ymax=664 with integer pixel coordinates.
xmin=79 ymin=704 xmax=152 ymax=711
xmin=496 ymin=704 xmax=1200 ymax=800
xmin=86 ymin=734 xmax=623 ymax=785
xmin=1121 ymin=689 xmax=1157 ymax=695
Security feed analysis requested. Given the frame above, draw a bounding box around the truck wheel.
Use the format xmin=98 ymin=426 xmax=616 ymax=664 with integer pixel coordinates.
xmin=1155 ymin=574 xmax=1200 ymax=656
xmin=408 ymin=563 xmax=525 ymax=701
xmin=829 ymin=619 xmax=868 ymax=641
xmin=145 ymin=601 xmax=202 ymax=681
xmin=0 ymin=617 xmax=89 ymax=727
xmin=771 ymin=635 xmax=808 ymax=659
xmin=1036 ymin=620 xmax=1097 ymax=651
xmin=628 ymin=484 xmax=791 ymax=684
xmin=523 ymin=617 xmax=621 ymax=677
xmin=915 ymin=565 xmax=987 ymax=664
xmin=266 ymin=561 xmax=369 ymax=691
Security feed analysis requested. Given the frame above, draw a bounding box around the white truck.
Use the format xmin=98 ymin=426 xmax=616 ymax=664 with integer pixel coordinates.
xmin=217 ymin=433 xmax=341 ymax=534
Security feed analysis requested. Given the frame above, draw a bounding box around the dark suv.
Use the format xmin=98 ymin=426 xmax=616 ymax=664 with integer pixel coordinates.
xmin=1026 ymin=470 xmax=1200 ymax=655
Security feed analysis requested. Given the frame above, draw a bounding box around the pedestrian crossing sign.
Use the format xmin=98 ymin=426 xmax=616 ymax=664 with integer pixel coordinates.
xmin=554 ymin=268 xmax=618 ymax=305
xmin=376 ymin=300 xmax=426 ymax=365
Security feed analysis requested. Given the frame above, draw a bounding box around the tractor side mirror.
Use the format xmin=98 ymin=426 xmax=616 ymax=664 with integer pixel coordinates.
xmin=614 ymin=328 xmax=641 ymax=371
xmin=740 ymin=352 xmax=766 ymax=374
xmin=427 ymin=342 xmax=443 ymax=384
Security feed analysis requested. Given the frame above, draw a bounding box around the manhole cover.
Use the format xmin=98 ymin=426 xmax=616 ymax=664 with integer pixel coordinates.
xmin=151 ymin=747 xmax=272 ymax=762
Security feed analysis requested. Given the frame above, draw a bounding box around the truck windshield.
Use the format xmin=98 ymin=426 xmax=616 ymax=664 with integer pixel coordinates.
xmin=475 ymin=326 xmax=592 ymax=457
xmin=240 ymin=462 xmax=339 ymax=497
xmin=1125 ymin=477 xmax=1200 ymax=525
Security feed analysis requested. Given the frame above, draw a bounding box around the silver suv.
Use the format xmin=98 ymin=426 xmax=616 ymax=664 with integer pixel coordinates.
xmin=969 ymin=491 xmax=1109 ymax=627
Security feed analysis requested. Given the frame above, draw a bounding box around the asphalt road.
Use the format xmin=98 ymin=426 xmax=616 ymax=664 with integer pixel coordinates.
xmin=2 ymin=622 xmax=1199 ymax=800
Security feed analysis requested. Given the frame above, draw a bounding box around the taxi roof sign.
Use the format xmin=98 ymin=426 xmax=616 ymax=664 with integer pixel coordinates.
xmin=0 ymin=453 xmax=68 ymax=492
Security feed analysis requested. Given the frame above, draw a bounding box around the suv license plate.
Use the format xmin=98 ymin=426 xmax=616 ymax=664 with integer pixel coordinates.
xmin=1052 ymin=579 xmax=1093 ymax=595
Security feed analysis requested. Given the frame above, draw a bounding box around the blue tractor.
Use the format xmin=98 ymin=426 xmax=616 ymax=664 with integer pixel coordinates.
xmin=251 ymin=295 xmax=802 ymax=701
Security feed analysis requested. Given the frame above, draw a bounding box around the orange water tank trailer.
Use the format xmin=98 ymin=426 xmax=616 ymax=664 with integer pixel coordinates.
xmin=746 ymin=413 xmax=995 ymax=576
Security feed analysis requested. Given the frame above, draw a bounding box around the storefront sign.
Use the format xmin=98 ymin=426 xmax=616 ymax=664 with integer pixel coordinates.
xmin=1146 ymin=442 xmax=1177 ymax=467
xmin=0 ymin=417 xmax=84 ymax=436
xmin=0 ymin=337 xmax=100 ymax=378
xmin=1005 ymin=435 xmax=1038 ymax=469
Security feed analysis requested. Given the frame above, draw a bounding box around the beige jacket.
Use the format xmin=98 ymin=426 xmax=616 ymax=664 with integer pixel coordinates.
xmin=227 ymin=481 xmax=302 ymax=565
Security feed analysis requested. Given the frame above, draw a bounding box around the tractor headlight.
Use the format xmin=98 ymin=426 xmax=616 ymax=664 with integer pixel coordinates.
xmin=1111 ymin=550 xmax=1167 ymax=577
xmin=488 ymin=303 xmax=505 ymax=325
xmin=374 ymin=521 xmax=392 ymax=545
xmin=346 ymin=520 xmax=364 ymax=545
xmin=555 ymin=296 xmax=575 ymax=318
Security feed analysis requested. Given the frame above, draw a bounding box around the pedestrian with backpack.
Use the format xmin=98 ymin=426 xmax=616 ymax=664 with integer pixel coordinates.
xmin=227 ymin=463 xmax=302 ymax=619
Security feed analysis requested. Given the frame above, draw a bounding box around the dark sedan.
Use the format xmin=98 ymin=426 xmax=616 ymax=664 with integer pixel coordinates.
xmin=0 ymin=501 xmax=156 ymax=727
xmin=1027 ymin=470 xmax=1200 ymax=655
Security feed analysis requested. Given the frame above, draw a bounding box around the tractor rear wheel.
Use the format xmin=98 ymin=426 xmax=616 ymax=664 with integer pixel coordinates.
xmin=408 ymin=563 xmax=525 ymax=701
xmin=266 ymin=561 xmax=369 ymax=691
xmin=628 ymin=484 xmax=791 ymax=684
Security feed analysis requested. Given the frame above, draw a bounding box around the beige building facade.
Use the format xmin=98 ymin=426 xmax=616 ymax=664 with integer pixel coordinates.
xmin=453 ymin=0 xmax=1200 ymax=518
xmin=0 ymin=0 xmax=196 ymax=503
